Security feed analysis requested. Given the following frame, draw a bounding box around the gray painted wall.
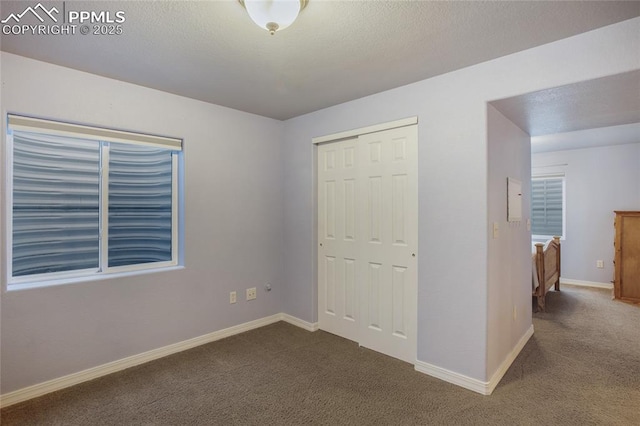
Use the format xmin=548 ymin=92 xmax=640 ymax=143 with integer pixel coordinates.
xmin=281 ymin=18 xmax=639 ymax=381
xmin=486 ymin=105 xmax=532 ymax=379
xmin=0 ymin=53 xmax=284 ymax=393
xmin=532 ymin=142 xmax=640 ymax=284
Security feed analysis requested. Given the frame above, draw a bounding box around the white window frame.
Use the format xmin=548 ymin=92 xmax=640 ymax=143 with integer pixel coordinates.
xmin=531 ymin=173 xmax=566 ymax=241
xmin=5 ymin=114 xmax=183 ymax=291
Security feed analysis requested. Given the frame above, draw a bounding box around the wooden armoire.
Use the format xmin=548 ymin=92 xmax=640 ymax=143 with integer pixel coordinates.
xmin=613 ymin=211 xmax=640 ymax=303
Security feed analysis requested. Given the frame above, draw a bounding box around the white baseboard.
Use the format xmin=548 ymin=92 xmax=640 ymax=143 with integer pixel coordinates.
xmin=2 ymin=313 xmax=535 ymax=405
xmin=281 ymin=313 xmax=319 ymax=332
xmin=414 ymin=360 xmax=490 ymax=395
xmin=415 ymin=324 xmax=534 ymax=396
xmin=0 ymin=313 xmax=318 ymax=408
xmin=560 ymin=278 xmax=613 ymax=289
xmin=485 ymin=324 xmax=534 ymax=394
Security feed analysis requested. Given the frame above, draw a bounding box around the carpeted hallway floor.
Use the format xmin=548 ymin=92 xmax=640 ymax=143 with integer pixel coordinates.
xmin=2 ymin=285 xmax=639 ymax=425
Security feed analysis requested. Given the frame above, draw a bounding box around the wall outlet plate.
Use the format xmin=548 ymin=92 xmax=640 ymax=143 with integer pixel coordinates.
xmin=246 ymin=287 xmax=257 ymax=300
xmin=230 ymin=291 xmax=237 ymax=304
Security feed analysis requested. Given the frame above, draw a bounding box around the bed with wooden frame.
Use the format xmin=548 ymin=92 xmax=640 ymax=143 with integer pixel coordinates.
xmin=532 ymin=236 xmax=561 ymax=312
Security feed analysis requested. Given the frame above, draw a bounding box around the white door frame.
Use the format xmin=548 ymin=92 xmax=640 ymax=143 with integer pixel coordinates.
xmin=312 ymin=117 xmax=418 ymax=145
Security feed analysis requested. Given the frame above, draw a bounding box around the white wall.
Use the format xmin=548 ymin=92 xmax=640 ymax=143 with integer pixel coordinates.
xmin=0 ymin=53 xmax=285 ymax=394
xmin=281 ymin=18 xmax=640 ymax=382
xmin=532 ymin=142 xmax=640 ymax=284
xmin=486 ymin=105 xmax=532 ymax=379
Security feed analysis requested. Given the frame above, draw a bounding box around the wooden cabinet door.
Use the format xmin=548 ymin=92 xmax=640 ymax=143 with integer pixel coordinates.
xmin=614 ymin=212 xmax=640 ymax=303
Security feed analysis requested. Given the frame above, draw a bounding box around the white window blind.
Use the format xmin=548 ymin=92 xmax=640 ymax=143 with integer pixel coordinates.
xmin=531 ymin=176 xmax=564 ymax=237
xmin=108 ymin=143 xmax=174 ymax=267
xmin=7 ymin=115 xmax=182 ymax=287
xmin=12 ymin=132 xmax=101 ymax=276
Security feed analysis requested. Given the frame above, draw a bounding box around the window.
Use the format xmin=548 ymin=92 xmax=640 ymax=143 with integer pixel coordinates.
xmin=531 ymin=175 xmax=565 ymax=238
xmin=6 ymin=115 xmax=182 ymax=289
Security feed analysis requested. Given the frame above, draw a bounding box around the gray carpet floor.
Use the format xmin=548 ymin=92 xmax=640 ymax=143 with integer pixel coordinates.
xmin=2 ymin=285 xmax=639 ymax=425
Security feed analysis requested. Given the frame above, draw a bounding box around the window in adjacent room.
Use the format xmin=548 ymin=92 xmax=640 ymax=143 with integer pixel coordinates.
xmin=6 ymin=114 xmax=183 ymax=289
xmin=531 ymin=174 xmax=565 ymax=239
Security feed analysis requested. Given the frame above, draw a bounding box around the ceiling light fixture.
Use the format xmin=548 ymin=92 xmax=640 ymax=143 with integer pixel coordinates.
xmin=239 ymin=0 xmax=308 ymax=35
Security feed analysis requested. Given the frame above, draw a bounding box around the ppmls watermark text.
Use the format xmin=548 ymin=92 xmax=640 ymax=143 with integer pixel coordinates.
xmin=1 ymin=2 xmax=126 ymax=36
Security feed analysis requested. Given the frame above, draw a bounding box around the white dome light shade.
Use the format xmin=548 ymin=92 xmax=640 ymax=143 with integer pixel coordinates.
xmin=243 ymin=0 xmax=302 ymax=34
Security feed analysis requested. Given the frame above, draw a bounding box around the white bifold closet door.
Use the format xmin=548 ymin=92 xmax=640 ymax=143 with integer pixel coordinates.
xmin=318 ymin=125 xmax=417 ymax=364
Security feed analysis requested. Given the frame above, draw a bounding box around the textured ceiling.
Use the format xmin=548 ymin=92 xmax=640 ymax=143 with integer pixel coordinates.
xmin=492 ymin=70 xmax=640 ymax=153
xmin=491 ymin=70 xmax=640 ymax=137
xmin=1 ymin=1 xmax=639 ymax=120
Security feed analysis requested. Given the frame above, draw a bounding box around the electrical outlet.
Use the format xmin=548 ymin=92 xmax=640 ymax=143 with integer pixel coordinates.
xmin=597 ymin=260 xmax=604 ymax=269
xmin=230 ymin=291 xmax=237 ymax=304
xmin=246 ymin=287 xmax=257 ymax=301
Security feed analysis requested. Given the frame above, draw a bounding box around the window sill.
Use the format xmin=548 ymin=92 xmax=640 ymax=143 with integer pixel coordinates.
xmin=5 ymin=265 xmax=185 ymax=292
